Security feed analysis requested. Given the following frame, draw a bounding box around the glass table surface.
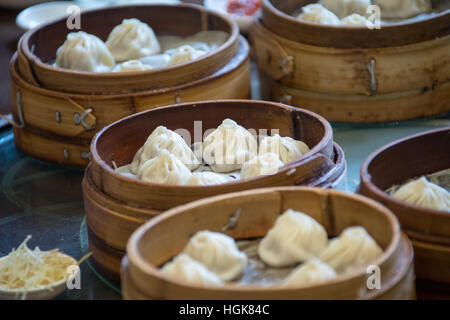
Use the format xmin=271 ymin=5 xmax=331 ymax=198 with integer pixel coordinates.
xmin=0 ymin=110 xmax=448 ymax=299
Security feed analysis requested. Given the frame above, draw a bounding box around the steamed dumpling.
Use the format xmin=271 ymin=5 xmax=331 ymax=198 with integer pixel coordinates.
xmin=114 ymin=164 xmax=136 ymax=179
xmin=341 ymin=13 xmax=368 ymax=25
xmin=320 ymin=0 xmax=371 ymax=19
xmin=167 ymin=45 xmax=207 ymax=66
xmin=113 ymin=60 xmax=152 ymax=72
xmin=282 ymin=258 xmax=337 ymax=287
xmin=137 ymin=150 xmax=192 ymax=185
xmin=202 ymin=119 xmax=258 ymax=173
xmin=258 ymin=209 xmax=328 ymax=267
xmin=106 ymin=18 xmax=161 ymax=62
xmin=55 ymin=31 xmax=114 ymax=72
xmin=183 ymin=231 xmax=247 ymax=281
xmin=187 ymin=172 xmax=231 ymax=186
xmin=258 ymin=134 xmax=310 ymax=164
xmin=392 ymin=176 xmax=450 ymax=211
xmin=131 ymin=126 xmax=200 ymax=173
xmin=161 ymin=253 xmax=223 ymax=286
xmin=373 ymin=0 xmax=431 ymax=19
xmin=319 ymin=226 xmax=383 ymax=274
xmin=296 ymin=4 xmax=341 ymax=25
xmin=240 ymin=153 xmax=284 ymax=180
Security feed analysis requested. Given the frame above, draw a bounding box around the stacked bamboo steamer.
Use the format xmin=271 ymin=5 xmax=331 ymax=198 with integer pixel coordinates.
xmin=251 ymin=0 xmax=450 ymax=122
xmin=360 ymin=127 xmax=450 ymax=299
xmin=83 ymin=100 xmax=347 ymax=281
xmin=122 ymin=187 xmax=415 ymax=300
xmin=9 ymin=4 xmax=251 ymax=167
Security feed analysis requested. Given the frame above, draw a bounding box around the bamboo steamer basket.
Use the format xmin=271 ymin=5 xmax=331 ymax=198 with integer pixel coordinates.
xmin=123 ymin=187 xmax=415 ymax=300
xmin=83 ymin=100 xmax=348 ymax=280
xmin=251 ymin=0 xmax=450 ymax=122
xmin=360 ymin=127 xmax=450 ymax=298
xmin=8 ymin=4 xmax=250 ymax=167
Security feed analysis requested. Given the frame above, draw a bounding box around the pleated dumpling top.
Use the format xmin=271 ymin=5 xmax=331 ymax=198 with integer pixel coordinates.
xmin=258 ymin=209 xmax=329 ymax=267
xmin=319 ymin=226 xmax=383 ymax=274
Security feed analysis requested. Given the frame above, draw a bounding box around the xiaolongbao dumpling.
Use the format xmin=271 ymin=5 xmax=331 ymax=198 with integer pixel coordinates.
xmin=131 ymin=126 xmax=200 ymax=173
xmin=55 ymin=31 xmax=115 ymax=72
xmin=139 ymin=53 xmax=171 ymax=69
xmin=183 ymin=231 xmax=247 ymax=281
xmin=258 ymin=134 xmax=310 ymax=164
xmin=281 ymin=258 xmax=337 ymax=287
xmin=114 ymin=164 xmax=136 ymax=179
xmin=106 ymin=18 xmax=161 ymax=62
xmin=202 ymin=119 xmax=258 ymax=173
xmin=341 ymin=13 xmax=368 ymax=25
xmin=320 ymin=0 xmax=371 ymax=19
xmin=137 ymin=150 xmax=192 ymax=185
xmin=319 ymin=226 xmax=383 ymax=274
xmin=161 ymin=253 xmax=223 ymax=286
xmin=240 ymin=153 xmax=284 ymax=180
xmin=187 ymin=172 xmax=231 ymax=186
xmin=258 ymin=209 xmax=328 ymax=267
xmin=113 ymin=60 xmax=152 ymax=72
xmin=373 ymin=0 xmax=431 ymax=19
xmin=296 ymin=4 xmax=341 ymax=25
xmin=167 ymin=45 xmax=207 ymax=66
xmin=392 ymin=176 xmax=450 ymax=211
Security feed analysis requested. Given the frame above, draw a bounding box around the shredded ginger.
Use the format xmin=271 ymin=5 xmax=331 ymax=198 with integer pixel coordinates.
xmin=0 ymin=235 xmax=76 ymax=299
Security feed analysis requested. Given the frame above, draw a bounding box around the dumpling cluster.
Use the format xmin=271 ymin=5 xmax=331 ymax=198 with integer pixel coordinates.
xmin=116 ymin=119 xmax=310 ymax=186
xmin=258 ymin=209 xmax=383 ymax=287
xmin=54 ymin=19 xmax=229 ymax=72
xmin=392 ymin=176 xmax=450 ymax=212
xmin=320 ymin=0 xmax=371 ymax=18
xmin=160 ymin=231 xmax=247 ymax=286
xmin=319 ymin=226 xmax=383 ymax=274
xmin=297 ymin=4 xmax=341 ymax=25
xmin=258 ymin=209 xmax=328 ymax=267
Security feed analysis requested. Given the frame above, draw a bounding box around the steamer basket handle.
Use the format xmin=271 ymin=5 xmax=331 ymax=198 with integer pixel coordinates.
xmin=250 ymin=20 xmax=295 ymax=80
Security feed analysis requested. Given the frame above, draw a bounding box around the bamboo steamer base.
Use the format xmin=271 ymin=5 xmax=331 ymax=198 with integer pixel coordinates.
xmin=259 ymin=72 xmax=450 ymax=123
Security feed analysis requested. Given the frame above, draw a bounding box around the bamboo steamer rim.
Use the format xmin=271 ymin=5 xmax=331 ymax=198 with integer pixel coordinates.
xmin=90 ymin=99 xmax=334 ymax=190
xmin=20 ymin=3 xmax=239 ymax=90
xmin=126 ymin=186 xmax=401 ymax=293
xmin=261 ymin=0 xmax=450 ymax=48
xmin=11 ymin=36 xmax=249 ymax=100
xmin=360 ymin=127 xmax=450 ymax=223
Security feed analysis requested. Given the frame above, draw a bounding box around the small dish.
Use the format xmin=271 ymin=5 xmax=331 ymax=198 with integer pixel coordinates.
xmin=0 ymin=253 xmax=78 ymax=300
xmin=205 ymin=0 xmax=260 ymax=33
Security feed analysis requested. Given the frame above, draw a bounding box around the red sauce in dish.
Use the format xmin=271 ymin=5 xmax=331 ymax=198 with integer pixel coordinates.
xmin=226 ymin=0 xmax=262 ymax=16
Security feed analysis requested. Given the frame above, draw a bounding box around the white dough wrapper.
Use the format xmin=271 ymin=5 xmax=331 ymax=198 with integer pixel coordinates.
xmin=161 ymin=253 xmax=223 ymax=287
xmin=258 ymin=134 xmax=310 ymax=164
xmin=320 ymin=0 xmax=371 ymax=19
xmin=183 ymin=231 xmax=247 ymax=281
xmin=258 ymin=209 xmax=329 ymax=267
xmin=240 ymin=152 xmax=284 ymax=180
xmin=373 ymin=0 xmax=432 ymax=19
xmin=296 ymin=4 xmax=341 ymax=25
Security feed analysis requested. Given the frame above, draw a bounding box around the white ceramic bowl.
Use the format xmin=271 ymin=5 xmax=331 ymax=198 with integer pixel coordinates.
xmin=0 ymin=253 xmax=78 ymax=300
